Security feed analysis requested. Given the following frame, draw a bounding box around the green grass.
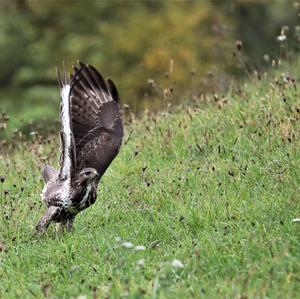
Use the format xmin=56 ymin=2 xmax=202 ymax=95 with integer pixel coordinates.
xmin=1 ymin=69 xmax=300 ymax=298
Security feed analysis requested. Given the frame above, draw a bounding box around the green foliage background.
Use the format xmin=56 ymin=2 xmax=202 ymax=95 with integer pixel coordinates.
xmin=1 ymin=60 xmax=300 ymax=298
xmin=1 ymin=2 xmax=300 ymax=297
xmin=0 ymin=0 xmax=298 ymax=133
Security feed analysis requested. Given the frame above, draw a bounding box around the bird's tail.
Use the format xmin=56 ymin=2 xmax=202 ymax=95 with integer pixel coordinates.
xmin=42 ymin=165 xmax=58 ymax=183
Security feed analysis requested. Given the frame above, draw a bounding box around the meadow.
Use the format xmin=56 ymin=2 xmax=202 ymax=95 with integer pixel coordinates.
xmin=1 ymin=65 xmax=300 ymax=298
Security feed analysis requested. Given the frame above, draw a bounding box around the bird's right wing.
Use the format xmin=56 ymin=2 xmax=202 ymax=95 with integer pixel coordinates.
xmin=56 ymin=67 xmax=76 ymax=181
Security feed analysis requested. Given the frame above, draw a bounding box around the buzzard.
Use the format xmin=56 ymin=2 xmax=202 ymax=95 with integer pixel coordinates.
xmin=35 ymin=62 xmax=123 ymax=233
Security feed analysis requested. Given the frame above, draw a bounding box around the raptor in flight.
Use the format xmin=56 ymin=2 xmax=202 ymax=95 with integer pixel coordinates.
xmin=36 ymin=62 xmax=123 ymax=232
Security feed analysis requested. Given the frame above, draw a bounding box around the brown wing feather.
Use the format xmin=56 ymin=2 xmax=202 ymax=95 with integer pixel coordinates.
xmin=69 ymin=62 xmax=123 ymax=176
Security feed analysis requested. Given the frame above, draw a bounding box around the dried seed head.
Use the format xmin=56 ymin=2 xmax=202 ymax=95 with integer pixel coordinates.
xmin=235 ymin=40 xmax=243 ymax=51
xmin=169 ymin=58 xmax=174 ymax=74
xmin=190 ymin=69 xmax=196 ymax=77
xmin=272 ymin=59 xmax=276 ymax=67
xmin=281 ymin=25 xmax=289 ymax=34
xmin=263 ymin=54 xmax=270 ymax=63
xmin=147 ymin=78 xmax=156 ymax=89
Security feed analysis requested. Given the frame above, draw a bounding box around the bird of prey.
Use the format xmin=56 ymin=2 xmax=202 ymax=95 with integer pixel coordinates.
xmin=35 ymin=62 xmax=123 ymax=233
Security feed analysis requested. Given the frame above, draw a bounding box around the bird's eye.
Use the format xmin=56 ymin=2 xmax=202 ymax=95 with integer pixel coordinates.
xmin=85 ymin=171 xmax=91 ymax=176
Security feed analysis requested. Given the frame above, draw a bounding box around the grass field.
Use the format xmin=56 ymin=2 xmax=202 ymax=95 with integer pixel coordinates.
xmin=1 ymin=68 xmax=300 ymax=298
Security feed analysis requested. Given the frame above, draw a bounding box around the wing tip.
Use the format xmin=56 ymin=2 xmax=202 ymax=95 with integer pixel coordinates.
xmin=71 ymin=61 xmax=109 ymax=95
xmin=56 ymin=63 xmax=71 ymax=88
xmin=107 ymin=78 xmax=119 ymax=102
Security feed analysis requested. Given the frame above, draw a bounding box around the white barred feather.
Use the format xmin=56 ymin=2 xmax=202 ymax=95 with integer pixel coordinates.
xmin=60 ymin=84 xmax=72 ymax=181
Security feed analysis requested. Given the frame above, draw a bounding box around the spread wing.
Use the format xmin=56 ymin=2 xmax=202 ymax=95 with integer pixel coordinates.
xmin=56 ymin=67 xmax=76 ymax=182
xmin=69 ymin=62 xmax=123 ymax=177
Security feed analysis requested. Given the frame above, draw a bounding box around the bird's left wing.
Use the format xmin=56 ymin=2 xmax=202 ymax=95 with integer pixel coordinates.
xmin=69 ymin=62 xmax=123 ymax=177
xmin=56 ymin=67 xmax=76 ymax=181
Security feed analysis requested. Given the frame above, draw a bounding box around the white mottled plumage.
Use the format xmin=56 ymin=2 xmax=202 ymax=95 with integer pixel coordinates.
xmin=60 ymin=84 xmax=72 ymax=182
xmin=80 ymin=184 xmax=92 ymax=208
xmin=60 ymin=181 xmax=72 ymax=207
xmin=58 ymin=83 xmax=73 ymax=209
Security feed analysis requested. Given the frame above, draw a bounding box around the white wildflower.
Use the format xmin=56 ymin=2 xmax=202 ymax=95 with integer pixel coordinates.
xmin=122 ymin=241 xmax=134 ymax=248
xmin=171 ymin=259 xmax=184 ymax=269
xmin=137 ymin=259 xmax=145 ymax=267
xmin=135 ymin=245 xmax=146 ymax=251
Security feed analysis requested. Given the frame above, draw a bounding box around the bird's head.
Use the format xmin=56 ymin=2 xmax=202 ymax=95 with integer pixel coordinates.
xmin=77 ymin=167 xmax=99 ymax=186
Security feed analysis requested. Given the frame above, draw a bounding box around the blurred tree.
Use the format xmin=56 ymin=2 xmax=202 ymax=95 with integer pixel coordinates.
xmin=213 ymin=0 xmax=298 ymax=64
xmin=0 ymin=0 xmax=298 ymax=135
